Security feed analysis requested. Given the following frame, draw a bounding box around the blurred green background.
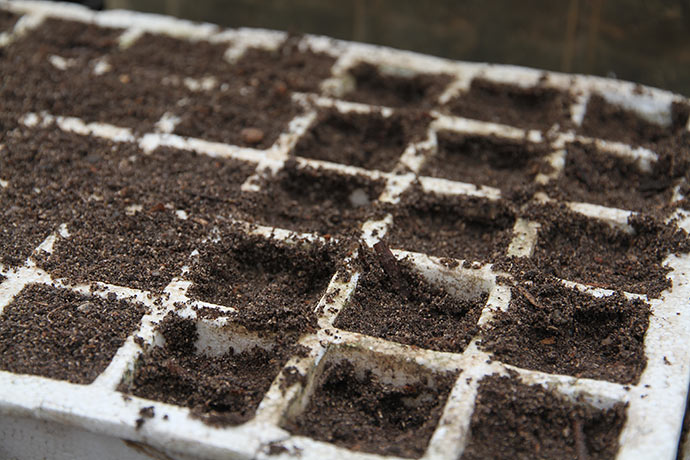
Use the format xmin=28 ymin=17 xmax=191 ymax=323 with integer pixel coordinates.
xmin=106 ymin=0 xmax=690 ymax=96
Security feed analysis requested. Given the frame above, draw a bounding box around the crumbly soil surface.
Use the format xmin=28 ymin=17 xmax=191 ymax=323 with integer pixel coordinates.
xmin=238 ymin=160 xmax=385 ymax=237
xmin=0 ymin=283 xmax=146 ymax=384
xmin=546 ymin=141 xmax=675 ymax=212
xmin=292 ymin=108 xmax=431 ymax=172
xmin=233 ymin=36 xmax=336 ymax=94
xmin=343 ymin=62 xmax=452 ymax=109
xmin=187 ymin=228 xmax=340 ymax=335
xmin=481 ymin=278 xmax=650 ymax=384
xmin=0 ymin=18 xmax=185 ymax=133
xmin=172 ymin=80 xmax=302 ymax=149
xmin=526 ymin=204 xmax=690 ymax=297
xmin=109 ymin=32 xmax=233 ymax=78
xmin=579 ymin=94 xmax=686 ymax=147
xmin=461 ymin=374 xmax=627 ymax=460
xmin=446 ymin=78 xmax=573 ymax=131
xmin=420 ymin=131 xmax=550 ymax=193
xmin=383 ymin=185 xmax=515 ymax=262
xmin=39 ymin=203 xmax=204 ymax=291
xmin=282 ymin=360 xmax=457 ymax=458
xmin=119 ymin=313 xmax=294 ymax=426
xmin=334 ymin=246 xmax=487 ymax=353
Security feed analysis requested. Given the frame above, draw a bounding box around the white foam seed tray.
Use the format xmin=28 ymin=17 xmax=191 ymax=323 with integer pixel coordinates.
xmin=1 ymin=1 xmax=690 ymax=459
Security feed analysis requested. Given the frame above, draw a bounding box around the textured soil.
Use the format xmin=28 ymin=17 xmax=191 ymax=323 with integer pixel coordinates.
xmin=481 ymin=278 xmax=650 ymax=384
xmin=420 ymin=131 xmax=550 ymax=193
xmin=283 ymin=359 xmax=457 ymax=458
xmin=546 ymin=141 xmax=675 ymax=212
xmin=334 ymin=245 xmax=487 ymax=352
xmin=0 ymin=283 xmax=146 ymax=384
xmin=343 ymin=62 xmax=452 ymax=109
xmin=238 ymin=160 xmax=385 ymax=236
xmin=527 ymin=204 xmax=690 ymax=297
xmin=39 ymin=203 xmax=205 ymax=291
xmin=120 ymin=313 xmax=294 ymax=426
xmin=579 ymin=94 xmax=688 ymax=147
xmin=292 ymin=108 xmax=431 ymax=172
xmin=446 ymin=78 xmax=573 ymax=131
xmin=233 ymin=35 xmax=336 ymax=94
xmin=172 ymin=79 xmax=302 ymax=149
xmin=461 ymin=374 xmax=627 ymax=460
xmin=384 ymin=185 xmax=515 ymax=261
xmin=0 ymin=18 xmax=185 ymax=133
xmin=109 ymin=32 xmax=232 ymax=78
xmin=187 ymin=228 xmax=340 ymax=335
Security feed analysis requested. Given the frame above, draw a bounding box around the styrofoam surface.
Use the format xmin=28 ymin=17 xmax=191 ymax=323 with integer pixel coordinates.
xmin=1 ymin=1 xmax=690 ymax=459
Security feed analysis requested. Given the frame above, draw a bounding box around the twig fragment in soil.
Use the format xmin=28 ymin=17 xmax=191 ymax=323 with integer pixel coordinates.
xmin=515 ymin=285 xmax=545 ymax=309
xmin=373 ymin=241 xmax=410 ymax=297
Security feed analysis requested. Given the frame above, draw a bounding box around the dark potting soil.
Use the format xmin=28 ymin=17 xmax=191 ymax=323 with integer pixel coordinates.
xmin=343 ymin=62 xmax=452 ymax=109
xmin=187 ymin=228 xmax=340 ymax=335
xmin=526 ymin=204 xmax=690 ymax=297
xmin=282 ymin=359 xmax=457 ymax=458
xmin=238 ymin=160 xmax=385 ymax=237
xmin=172 ymin=80 xmax=302 ymax=149
xmin=0 ymin=9 xmax=18 ymax=32
xmin=334 ymin=245 xmax=487 ymax=353
xmin=419 ymin=131 xmax=550 ymax=193
xmin=120 ymin=312 xmax=294 ymax=426
xmin=233 ymin=36 xmax=336 ymax=94
xmin=461 ymin=374 xmax=626 ymax=460
xmin=39 ymin=203 xmax=205 ymax=291
xmin=579 ymin=94 xmax=686 ymax=147
xmin=0 ymin=18 xmax=187 ymax=133
xmin=0 ymin=127 xmax=137 ymax=266
xmin=0 ymin=283 xmax=146 ymax=384
xmin=109 ymin=33 xmax=232 ymax=78
xmin=383 ymin=185 xmax=515 ymax=262
xmin=110 ymin=146 xmax=256 ymax=219
xmin=292 ymin=108 xmax=431 ymax=172
xmin=446 ymin=78 xmax=574 ymax=131
xmin=546 ymin=141 xmax=675 ymax=212
xmin=481 ymin=279 xmax=650 ymax=384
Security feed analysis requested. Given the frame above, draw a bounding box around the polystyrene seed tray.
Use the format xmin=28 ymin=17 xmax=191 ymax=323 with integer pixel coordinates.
xmin=1 ymin=1 xmax=690 ymax=459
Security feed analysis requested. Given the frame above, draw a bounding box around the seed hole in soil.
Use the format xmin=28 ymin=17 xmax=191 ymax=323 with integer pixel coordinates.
xmin=119 ymin=312 xmax=296 ymax=426
xmin=334 ymin=245 xmax=488 ymax=353
xmin=343 ymin=62 xmax=452 ymax=109
xmin=481 ymin=279 xmax=650 ymax=384
xmin=292 ymin=108 xmax=431 ymax=172
xmin=383 ymin=185 xmax=515 ymax=262
xmin=579 ymin=94 xmax=685 ymax=147
xmin=546 ymin=141 xmax=675 ymax=212
xmin=446 ymin=79 xmax=573 ymax=131
xmin=234 ymin=36 xmax=337 ymax=93
xmin=527 ymin=205 xmax=690 ymax=297
xmin=39 ymin=203 xmax=204 ymax=291
xmin=419 ymin=131 xmax=550 ymax=193
xmin=187 ymin=228 xmax=340 ymax=335
xmin=461 ymin=374 xmax=626 ymax=460
xmin=238 ymin=160 xmax=385 ymax=237
xmin=0 ymin=284 xmax=146 ymax=384
xmin=282 ymin=357 xmax=457 ymax=458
